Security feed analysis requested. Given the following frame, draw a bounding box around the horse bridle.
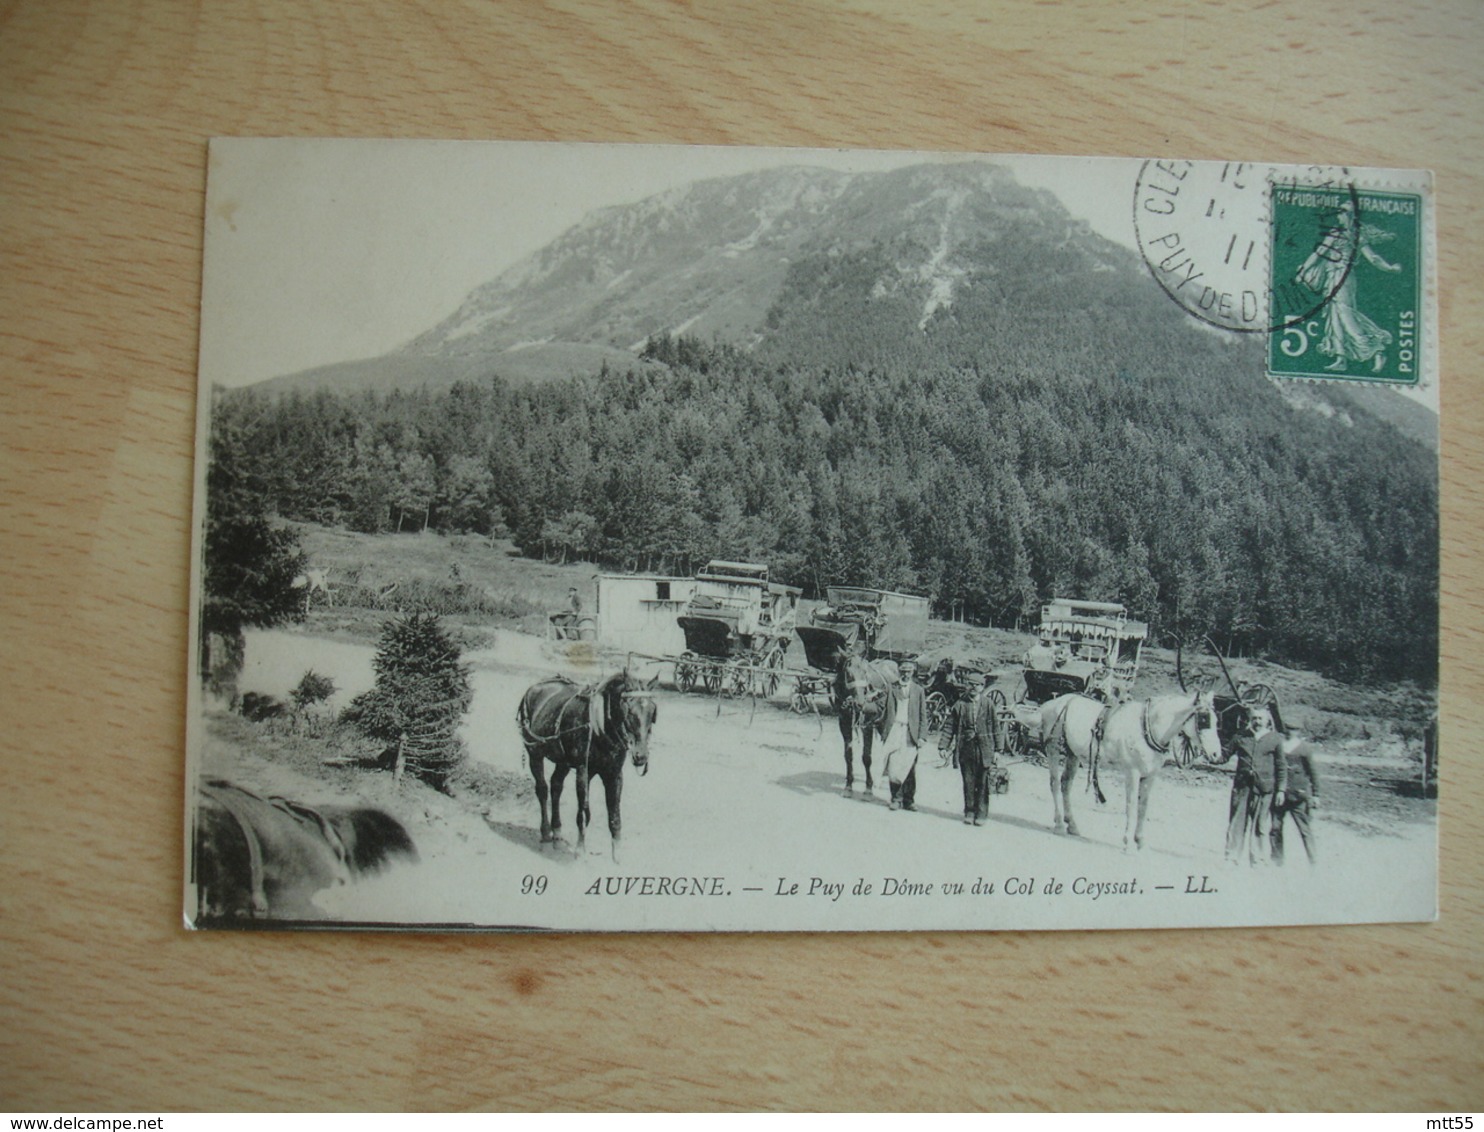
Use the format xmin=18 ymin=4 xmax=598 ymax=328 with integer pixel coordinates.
xmin=839 ymin=660 xmax=889 ymax=726
xmin=616 ymin=687 xmax=656 ymax=774
xmin=1141 ymin=694 xmax=1214 ymax=768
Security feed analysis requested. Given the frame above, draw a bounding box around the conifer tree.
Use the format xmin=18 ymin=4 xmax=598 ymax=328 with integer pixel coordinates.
xmin=343 ymin=613 xmax=472 ymax=790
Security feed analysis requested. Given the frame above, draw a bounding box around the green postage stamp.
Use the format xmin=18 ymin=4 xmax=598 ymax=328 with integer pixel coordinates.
xmin=1268 ymin=184 xmax=1424 ymax=386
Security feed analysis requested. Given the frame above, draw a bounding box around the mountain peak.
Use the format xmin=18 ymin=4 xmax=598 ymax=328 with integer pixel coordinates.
xmin=255 ymin=161 xmax=1136 ymax=394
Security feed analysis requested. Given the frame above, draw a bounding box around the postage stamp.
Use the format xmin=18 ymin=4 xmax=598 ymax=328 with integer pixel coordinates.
xmin=1267 ymin=183 xmax=1425 ymax=386
xmin=186 ymin=142 xmax=1438 ymax=933
xmin=1133 ymin=161 xmax=1433 ymax=391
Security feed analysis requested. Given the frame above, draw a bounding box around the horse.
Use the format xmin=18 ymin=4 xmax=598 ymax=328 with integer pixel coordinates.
xmin=1038 ymin=689 xmax=1222 ymax=851
xmin=517 ymin=670 xmax=658 ymax=861
xmin=1038 ymin=694 xmax=1104 ymax=837
xmin=193 ymin=778 xmax=417 ymax=922
xmin=834 ymin=651 xmax=899 ymax=797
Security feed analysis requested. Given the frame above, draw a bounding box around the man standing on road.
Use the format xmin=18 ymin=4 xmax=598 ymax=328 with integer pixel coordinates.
xmin=1271 ymin=732 xmax=1321 ymax=865
xmin=941 ymin=673 xmax=998 ymax=825
xmin=885 ymin=659 xmax=928 ymax=812
xmin=1224 ymin=706 xmax=1288 ymax=866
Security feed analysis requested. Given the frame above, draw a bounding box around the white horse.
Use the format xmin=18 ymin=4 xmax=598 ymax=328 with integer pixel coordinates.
xmin=1037 ymin=693 xmax=1104 ymax=838
xmin=1040 ymin=690 xmax=1222 ymax=852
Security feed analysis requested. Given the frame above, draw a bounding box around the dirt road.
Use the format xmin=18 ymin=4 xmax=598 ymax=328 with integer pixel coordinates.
xmin=291 ymin=631 xmax=1437 ymax=933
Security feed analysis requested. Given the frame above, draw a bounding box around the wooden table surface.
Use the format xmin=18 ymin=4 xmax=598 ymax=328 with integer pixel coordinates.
xmin=3 ymin=0 xmax=1481 ymax=1112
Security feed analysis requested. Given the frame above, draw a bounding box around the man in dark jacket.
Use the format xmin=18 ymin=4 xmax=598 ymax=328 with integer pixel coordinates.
xmin=1224 ymin=706 xmax=1288 ymax=865
xmin=940 ymin=674 xmax=998 ymax=825
xmin=1271 ymin=733 xmax=1320 ymax=865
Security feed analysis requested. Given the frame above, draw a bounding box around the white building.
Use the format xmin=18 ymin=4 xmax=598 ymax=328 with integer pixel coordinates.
xmin=594 ymin=573 xmax=697 ymax=657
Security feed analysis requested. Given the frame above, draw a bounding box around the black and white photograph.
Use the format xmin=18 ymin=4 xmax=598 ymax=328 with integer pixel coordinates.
xmin=186 ymin=140 xmax=1438 ymax=932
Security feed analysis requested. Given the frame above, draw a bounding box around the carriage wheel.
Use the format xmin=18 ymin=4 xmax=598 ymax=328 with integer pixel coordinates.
xmin=703 ymin=663 xmax=723 ymax=695
xmin=789 ymin=679 xmax=812 ymax=714
xmin=727 ymin=660 xmax=751 ymax=698
xmin=759 ymin=647 xmax=785 ymax=698
xmin=926 ymin=691 xmax=949 ymax=734
xmin=1240 ymin=683 xmax=1279 ymax=709
xmin=988 ymin=688 xmax=1008 ymax=743
xmin=1007 ymin=721 xmax=1039 ymax=764
xmin=675 ymin=656 xmax=698 ymax=694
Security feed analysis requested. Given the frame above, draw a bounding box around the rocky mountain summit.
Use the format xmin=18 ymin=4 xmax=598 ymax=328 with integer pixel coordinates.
xmin=260 ymin=161 xmax=1133 ymax=392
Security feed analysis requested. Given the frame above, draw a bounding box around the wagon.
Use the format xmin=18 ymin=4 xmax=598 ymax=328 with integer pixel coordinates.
xmin=789 ymin=586 xmax=931 ymax=712
xmin=922 ymin=656 xmax=998 ymax=734
xmin=997 ymin=598 xmax=1150 ymax=762
xmin=1199 ymin=635 xmax=1286 ymax=765
xmin=1019 ymin=598 xmax=1147 ymax=704
xmin=789 ymin=623 xmax=854 ymax=712
xmin=670 ymin=561 xmax=801 ymax=697
xmin=1211 ymin=682 xmax=1284 ymax=764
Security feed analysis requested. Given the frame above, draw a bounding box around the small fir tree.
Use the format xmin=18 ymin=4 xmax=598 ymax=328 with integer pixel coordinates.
xmin=343 ymin=613 xmax=472 ymax=790
xmin=290 ymin=670 xmax=337 ymax=712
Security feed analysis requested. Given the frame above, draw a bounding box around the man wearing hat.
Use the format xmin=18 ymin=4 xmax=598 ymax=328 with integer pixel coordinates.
xmin=884 ymin=659 xmax=928 ymax=811
xmin=1271 ymin=731 xmax=1321 ymax=865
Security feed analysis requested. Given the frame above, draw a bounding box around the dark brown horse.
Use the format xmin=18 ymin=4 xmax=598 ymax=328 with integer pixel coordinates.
xmin=517 ymin=671 xmax=658 ymax=861
xmin=192 ymin=778 xmax=417 ymax=923
xmin=835 ymin=652 xmax=899 ymax=797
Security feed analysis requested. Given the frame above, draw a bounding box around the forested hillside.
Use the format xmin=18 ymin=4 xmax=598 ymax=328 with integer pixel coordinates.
xmin=210 ymin=322 xmax=1437 ymax=685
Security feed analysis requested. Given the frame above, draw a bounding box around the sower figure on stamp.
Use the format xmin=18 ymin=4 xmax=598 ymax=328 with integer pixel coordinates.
xmin=1296 ymin=197 xmax=1404 ymax=374
xmin=940 ymin=672 xmax=998 ymax=825
xmin=1224 ymin=706 xmax=1288 ymax=866
xmin=884 ymin=659 xmax=928 ymax=812
xmin=1271 ymin=732 xmax=1320 ymax=865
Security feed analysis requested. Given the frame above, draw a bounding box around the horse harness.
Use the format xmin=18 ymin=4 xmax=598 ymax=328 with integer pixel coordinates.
xmin=1081 ymin=696 xmax=1205 ymax=804
xmin=840 ymin=663 xmax=890 ymax=727
xmin=200 ymin=779 xmax=351 ymax=919
xmin=518 ymin=677 xmax=655 ymax=778
xmin=1139 ymin=696 xmax=1209 ymax=769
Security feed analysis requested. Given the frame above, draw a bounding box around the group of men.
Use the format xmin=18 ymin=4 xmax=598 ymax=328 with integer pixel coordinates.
xmin=1224 ymin=705 xmax=1321 ymax=866
xmin=866 ymin=655 xmax=1323 ymax=861
xmin=875 ymin=659 xmax=1000 ymax=826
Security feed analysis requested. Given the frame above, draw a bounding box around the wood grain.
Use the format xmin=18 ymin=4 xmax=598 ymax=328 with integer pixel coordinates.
xmin=2 ymin=0 xmax=1481 ymax=1111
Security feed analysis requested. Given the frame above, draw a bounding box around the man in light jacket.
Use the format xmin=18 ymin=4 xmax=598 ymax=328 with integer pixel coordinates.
xmin=885 ymin=659 xmax=928 ymax=812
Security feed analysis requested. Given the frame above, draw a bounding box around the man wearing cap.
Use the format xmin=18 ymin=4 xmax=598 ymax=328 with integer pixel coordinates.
xmin=1271 ymin=732 xmax=1320 ymax=865
xmin=884 ymin=659 xmax=928 ymax=812
xmin=940 ymin=673 xmax=999 ymax=825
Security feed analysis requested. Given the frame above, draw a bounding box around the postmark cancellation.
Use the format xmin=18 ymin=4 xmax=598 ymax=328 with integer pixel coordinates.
xmin=1133 ymin=160 xmax=1431 ymax=391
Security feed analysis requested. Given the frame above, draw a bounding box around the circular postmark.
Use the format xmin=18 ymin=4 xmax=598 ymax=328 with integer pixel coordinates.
xmin=1133 ymin=160 xmax=1360 ymax=334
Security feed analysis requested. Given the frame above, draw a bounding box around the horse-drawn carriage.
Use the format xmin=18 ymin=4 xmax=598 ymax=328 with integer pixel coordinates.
xmin=1202 ymin=647 xmax=1284 ymax=764
xmin=791 ymin=586 xmax=929 ymax=712
xmin=671 ymin=561 xmax=801 ymax=697
xmin=922 ymin=656 xmax=1001 ymax=734
xmin=999 ymin=598 xmax=1149 ymax=761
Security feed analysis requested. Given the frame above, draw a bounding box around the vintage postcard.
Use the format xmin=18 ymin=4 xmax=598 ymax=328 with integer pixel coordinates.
xmin=186 ymin=140 xmax=1438 ymax=931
